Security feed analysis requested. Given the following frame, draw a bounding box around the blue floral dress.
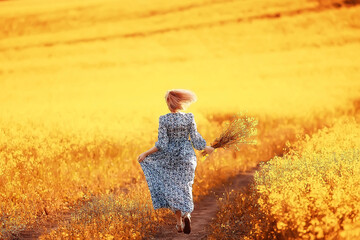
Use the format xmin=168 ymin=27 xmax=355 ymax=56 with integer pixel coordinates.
xmin=139 ymin=112 xmax=206 ymax=217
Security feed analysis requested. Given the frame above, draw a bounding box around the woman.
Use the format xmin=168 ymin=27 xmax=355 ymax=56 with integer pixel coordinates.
xmin=137 ymin=89 xmax=214 ymax=234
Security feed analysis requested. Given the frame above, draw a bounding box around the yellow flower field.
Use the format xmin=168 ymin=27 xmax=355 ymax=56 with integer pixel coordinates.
xmin=255 ymin=115 xmax=360 ymax=239
xmin=209 ymin=112 xmax=360 ymax=239
xmin=1 ymin=0 xmax=360 ymax=239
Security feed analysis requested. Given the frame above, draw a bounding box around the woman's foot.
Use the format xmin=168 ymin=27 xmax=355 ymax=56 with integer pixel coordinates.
xmin=175 ymin=223 xmax=183 ymax=233
xmin=176 ymin=220 xmax=184 ymax=233
xmin=174 ymin=210 xmax=183 ymax=232
xmin=183 ymin=213 xmax=191 ymax=234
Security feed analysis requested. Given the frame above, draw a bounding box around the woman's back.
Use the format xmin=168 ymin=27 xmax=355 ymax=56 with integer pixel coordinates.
xmin=162 ymin=112 xmax=192 ymax=141
xmin=155 ymin=112 xmax=207 ymax=155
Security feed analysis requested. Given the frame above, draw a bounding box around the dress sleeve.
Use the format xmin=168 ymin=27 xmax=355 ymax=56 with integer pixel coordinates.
xmin=189 ymin=113 xmax=207 ymax=150
xmin=155 ymin=116 xmax=169 ymax=151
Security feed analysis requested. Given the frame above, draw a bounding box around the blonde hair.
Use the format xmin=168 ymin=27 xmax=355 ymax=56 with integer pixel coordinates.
xmin=165 ymin=89 xmax=197 ymax=112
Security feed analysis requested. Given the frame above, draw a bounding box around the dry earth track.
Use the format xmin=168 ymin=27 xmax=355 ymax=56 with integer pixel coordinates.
xmin=147 ymin=168 xmax=257 ymax=240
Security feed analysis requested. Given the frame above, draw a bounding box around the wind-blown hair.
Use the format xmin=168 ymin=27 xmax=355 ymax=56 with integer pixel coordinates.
xmin=165 ymin=89 xmax=197 ymax=112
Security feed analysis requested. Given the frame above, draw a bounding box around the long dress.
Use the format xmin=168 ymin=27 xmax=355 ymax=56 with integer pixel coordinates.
xmin=139 ymin=112 xmax=206 ymax=217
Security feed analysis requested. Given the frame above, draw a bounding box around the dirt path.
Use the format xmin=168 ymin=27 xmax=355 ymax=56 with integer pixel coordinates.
xmin=17 ymin=169 xmax=256 ymax=240
xmin=148 ymin=167 xmax=258 ymax=240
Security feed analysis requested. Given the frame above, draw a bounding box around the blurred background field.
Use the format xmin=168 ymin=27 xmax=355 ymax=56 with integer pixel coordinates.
xmin=0 ymin=0 xmax=360 ymax=239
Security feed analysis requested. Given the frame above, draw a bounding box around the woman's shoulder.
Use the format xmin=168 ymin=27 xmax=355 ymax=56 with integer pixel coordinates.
xmin=185 ymin=112 xmax=194 ymax=119
xmin=161 ymin=112 xmax=193 ymax=116
xmin=160 ymin=112 xmax=193 ymax=121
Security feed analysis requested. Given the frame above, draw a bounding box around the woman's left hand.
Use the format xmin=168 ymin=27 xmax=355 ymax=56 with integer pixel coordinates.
xmin=137 ymin=152 xmax=147 ymax=163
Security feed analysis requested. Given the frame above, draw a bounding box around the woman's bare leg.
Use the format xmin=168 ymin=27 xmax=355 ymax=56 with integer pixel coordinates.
xmin=175 ymin=210 xmax=182 ymax=225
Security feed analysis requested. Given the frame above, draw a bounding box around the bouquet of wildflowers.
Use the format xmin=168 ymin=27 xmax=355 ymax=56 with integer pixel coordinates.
xmin=202 ymin=113 xmax=258 ymax=156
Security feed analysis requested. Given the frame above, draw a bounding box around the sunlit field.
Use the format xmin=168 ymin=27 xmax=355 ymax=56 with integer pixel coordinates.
xmin=1 ymin=0 xmax=360 ymax=239
xmin=209 ymin=113 xmax=360 ymax=239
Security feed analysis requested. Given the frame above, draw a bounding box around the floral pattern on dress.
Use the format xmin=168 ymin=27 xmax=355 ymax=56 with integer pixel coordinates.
xmin=139 ymin=112 xmax=206 ymax=217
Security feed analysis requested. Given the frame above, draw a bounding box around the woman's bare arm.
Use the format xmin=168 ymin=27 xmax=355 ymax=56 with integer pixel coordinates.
xmin=145 ymin=146 xmax=159 ymax=156
xmin=138 ymin=146 xmax=159 ymax=162
xmin=204 ymin=146 xmax=214 ymax=154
